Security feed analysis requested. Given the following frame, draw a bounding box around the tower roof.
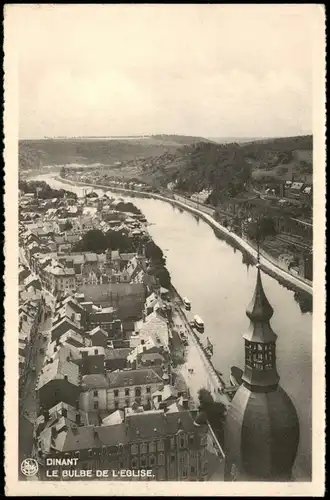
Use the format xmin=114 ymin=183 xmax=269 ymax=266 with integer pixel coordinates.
xmin=224 ymin=384 xmax=300 ymax=481
xmin=246 ymin=264 xmax=274 ymax=323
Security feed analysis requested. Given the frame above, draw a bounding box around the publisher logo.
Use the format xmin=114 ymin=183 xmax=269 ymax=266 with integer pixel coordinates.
xmin=21 ymin=458 xmax=39 ymax=477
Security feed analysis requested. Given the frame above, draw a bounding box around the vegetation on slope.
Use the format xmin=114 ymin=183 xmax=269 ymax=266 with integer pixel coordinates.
xmin=19 ymin=135 xmax=213 ymax=170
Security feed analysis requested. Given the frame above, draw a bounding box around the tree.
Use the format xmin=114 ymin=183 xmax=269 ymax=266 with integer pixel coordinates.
xmin=198 ymin=388 xmax=214 ymax=408
xmin=197 ymin=388 xmax=227 ymax=428
xmin=153 ymin=266 xmax=171 ymax=289
xmin=105 ymin=230 xmax=135 ymax=253
xmin=74 ymin=229 xmax=107 ymax=253
xmin=246 ymin=216 xmax=277 ymax=242
xmin=145 ymin=240 xmax=165 ymax=264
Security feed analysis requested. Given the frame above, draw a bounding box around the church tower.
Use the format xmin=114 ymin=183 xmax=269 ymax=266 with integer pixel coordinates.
xmin=224 ymin=263 xmax=300 ymax=481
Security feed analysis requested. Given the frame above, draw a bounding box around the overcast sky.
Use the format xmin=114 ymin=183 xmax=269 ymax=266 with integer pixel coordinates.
xmin=7 ymin=4 xmax=323 ymax=139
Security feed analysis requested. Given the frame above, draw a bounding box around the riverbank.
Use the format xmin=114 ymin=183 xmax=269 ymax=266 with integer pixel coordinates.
xmin=56 ymin=175 xmax=312 ymax=296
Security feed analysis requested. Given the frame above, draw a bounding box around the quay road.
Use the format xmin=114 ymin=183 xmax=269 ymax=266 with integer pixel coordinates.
xmin=54 ymin=176 xmax=312 ymax=296
xmin=170 ymin=298 xmax=231 ymax=409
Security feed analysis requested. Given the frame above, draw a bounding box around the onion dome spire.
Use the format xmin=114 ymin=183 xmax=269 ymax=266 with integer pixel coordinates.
xmin=242 ymin=263 xmax=280 ymax=391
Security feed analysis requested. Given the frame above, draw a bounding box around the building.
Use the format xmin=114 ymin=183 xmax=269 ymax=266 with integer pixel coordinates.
xmin=42 ymin=262 xmax=76 ymax=295
xmin=35 ymin=406 xmax=209 ymax=481
xmin=80 ymin=368 xmax=164 ymax=413
xmin=104 ymin=347 xmax=131 ymax=371
xmin=89 ymin=326 xmax=108 ymax=348
xmin=36 ymin=356 xmax=82 ymax=411
xmin=223 ymin=264 xmax=300 ymax=481
xmin=51 ymin=317 xmax=82 ymax=342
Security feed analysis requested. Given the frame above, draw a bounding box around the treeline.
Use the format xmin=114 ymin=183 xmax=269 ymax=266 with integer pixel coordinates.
xmin=19 ymin=180 xmax=77 ymax=200
xmin=172 ymin=142 xmax=252 ymax=203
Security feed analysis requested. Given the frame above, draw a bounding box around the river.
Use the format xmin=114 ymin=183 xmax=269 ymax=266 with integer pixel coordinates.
xmin=34 ymin=174 xmax=312 ymax=480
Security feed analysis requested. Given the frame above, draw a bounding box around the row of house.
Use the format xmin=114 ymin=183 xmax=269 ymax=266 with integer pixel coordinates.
xmin=32 ymin=283 xmax=213 ymax=481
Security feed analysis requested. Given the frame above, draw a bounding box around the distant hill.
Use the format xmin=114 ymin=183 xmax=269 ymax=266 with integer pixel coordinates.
xmin=18 ymin=135 xmax=212 ymax=170
xmin=119 ymin=135 xmax=313 ymax=203
xmin=151 ymin=134 xmax=216 ymax=145
xmin=208 ymin=137 xmax=264 ymax=144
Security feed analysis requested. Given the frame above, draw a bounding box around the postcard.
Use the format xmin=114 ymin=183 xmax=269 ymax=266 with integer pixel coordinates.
xmin=4 ymin=4 xmax=326 ymax=496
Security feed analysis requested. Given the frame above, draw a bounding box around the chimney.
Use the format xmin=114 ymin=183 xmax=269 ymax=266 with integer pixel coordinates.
xmin=158 ymin=395 xmax=162 ymax=403
xmin=51 ymin=426 xmax=57 ymax=439
xmin=177 ymin=418 xmax=183 ymax=430
xmin=43 ymin=410 xmax=49 ymax=423
xmin=141 ymin=339 xmax=145 ymax=345
xmin=64 ymin=375 xmax=68 ymax=381
xmin=75 ymin=400 xmax=80 ymax=411
xmin=62 ymin=407 xmax=68 ymax=418
xmin=93 ymin=428 xmax=99 ymax=440
xmin=75 ymin=412 xmax=81 ymax=426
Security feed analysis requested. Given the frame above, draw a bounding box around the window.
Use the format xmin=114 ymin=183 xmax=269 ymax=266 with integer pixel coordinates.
xmin=125 ymin=388 xmax=130 ymax=396
xmin=146 ymin=386 xmax=151 ymax=393
xmin=182 ymin=467 xmax=188 ymax=478
xmin=200 ymin=436 xmax=207 ymax=446
xmin=149 ymin=441 xmax=156 ymax=453
xmin=131 ymin=458 xmax=138 ymax=469
xmin=125 ymin=399 xmax=130 ymax=407
xmin=170 ymin=437 xmax=175 ymax=449
xmin=149 ymin=455 xmax=156 ymax=467
xmin=88 ymin=449 xmax=92 ymax=457
xmin=140 ymin=456 xmax=147 ymax=467
xmin=140 ymin=443 xmax=147 ymax=454
xmin=170 ymin=454 xmax=176 ymax=463
xmin=93 ymin=402 xmax=99 ymax=410
xmin=158 ymin=440 xmax=164 ymax=451
xmin=93 ymin=390 xmax=98 ymax=397
xmin=179 ymin=436 xmax=185 ymax=448
xmin=114 ymin=389 xmax=119 ymax=397
xmin=131 ymin=444 xmax=138 ymax=455
xmin=190 ymin=466 xmax=196 ymax=474
xmin=180 ymin=453 xmax=185 ymax=463
xmin=135 ymin=387 xmax=141 ymax=397
xmin=158 ymin=453 xmax=164 ymax=465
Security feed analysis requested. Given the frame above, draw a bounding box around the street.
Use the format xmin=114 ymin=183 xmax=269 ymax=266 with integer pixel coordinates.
xmin=171 ymin=305 xmax=230 ymax=408
xmin=19 ymin=307 xmax=52 ymax=475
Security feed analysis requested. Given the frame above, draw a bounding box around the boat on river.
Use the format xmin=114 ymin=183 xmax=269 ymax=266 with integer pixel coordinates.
xmin=183 ymin=297 xmax=191 ymax=310
xmin=194 ymin=315 xmax=204 ymax=332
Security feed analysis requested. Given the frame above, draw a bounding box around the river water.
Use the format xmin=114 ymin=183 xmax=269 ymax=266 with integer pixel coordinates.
xmin=35 ymin=174 xmax=312 ymax=479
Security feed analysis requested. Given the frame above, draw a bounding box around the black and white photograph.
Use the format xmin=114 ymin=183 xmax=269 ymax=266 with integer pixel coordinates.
xmin=4 ymin=4 xmax=325 ymax=496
